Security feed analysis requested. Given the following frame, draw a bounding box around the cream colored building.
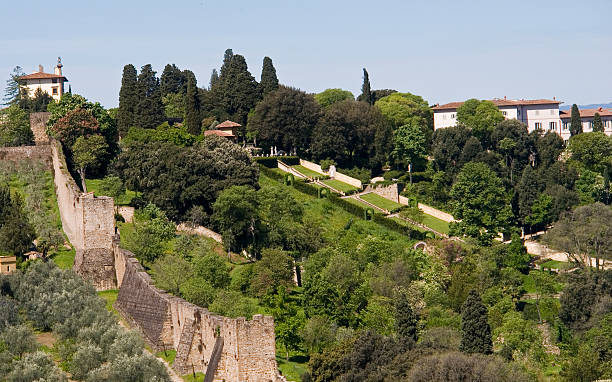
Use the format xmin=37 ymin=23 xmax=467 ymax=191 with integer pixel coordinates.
xmin=559 ymin=107 xmax=612 ymax=140
xmin=433 ymin=98 xmax=562 ymax=136
xmin=19 ymin=58 xmax=68 ymax=101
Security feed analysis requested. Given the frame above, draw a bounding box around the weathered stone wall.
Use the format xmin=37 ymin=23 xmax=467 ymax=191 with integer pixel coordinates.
xmin=0 ymin=146 xmax=52 ymax=167
xmin=30 ymin=112 xmax=51 ymax=145
xmin=114 ymin=244 xmax=286 ymax=381
xmin=366 ymin=183 xmax=401 ymax=201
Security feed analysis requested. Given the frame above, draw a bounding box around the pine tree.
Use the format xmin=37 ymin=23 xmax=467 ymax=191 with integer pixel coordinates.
xmin=117 ymin=64 xmax=138 ymax=137
xmin=67 ymin=85 xmax=72 ymax=94
xmin=459 ymin=290 xmax=492 ymax=354
xmin=209 ymin=69 xmax=219 ymax=89
xmin=570 ymin=104 xmax=582 ymax=136
xmin=134 ymin=64 xmax=165 ymax=129
xmin=395 ymin=296 xmax=418 ymax=348
xmin=592 ymin=112 xmax=604 ymax=132
xmin=359 ymin=68 xmax=373 ymax=105
xmin=3 ymin=66 xmax=25 ymax=106
xmin=184 ymin=77 xmax=202 ymax=135
xmin=259 ymin=56 xmax=279 ymax=97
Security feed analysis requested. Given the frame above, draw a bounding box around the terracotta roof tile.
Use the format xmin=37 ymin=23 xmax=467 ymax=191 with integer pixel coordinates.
xmin=433 ymin=98 xmax=560 ymax=110
xmin=19 ymin=71 xmax=68 ymax=81
xmin=205 ymin=130 xmax=235 ymax=137
xmin=559 ymin=108 xmax=612 ymax=119
xmin=216 ymin=120 xmax=241 ymax=128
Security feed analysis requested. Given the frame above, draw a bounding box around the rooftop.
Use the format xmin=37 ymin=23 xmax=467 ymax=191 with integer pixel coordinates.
xmin=433 ymin=98 xmax=560 ymax=110
xmin=204 ymin=129 xmax=235 ymax=137
xmin=19 ymin=71 xmax=68 ymax=81
xmin=216 ymin=120 xmax=241 ymax=128
xmin=560 ymin=107 xmax=612 ymax=119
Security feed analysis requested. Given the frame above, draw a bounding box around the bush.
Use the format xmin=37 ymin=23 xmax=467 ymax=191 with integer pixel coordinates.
xmin=293 ymin=178 xmax=320 ymax=197
xmin=253 ymin=156 xmax=299 ymax=168
xmin=320 ymin=159 xmax=336 ymax=172
xmin=383 ymin=170 xmax=404 ymax=181
xmin=258 ymin=165 xmax=284 ymax=182
xmin=338 ymin=167 xmax=371 ymax=184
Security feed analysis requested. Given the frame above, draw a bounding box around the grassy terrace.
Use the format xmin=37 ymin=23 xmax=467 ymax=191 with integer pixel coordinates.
xmin=421 ymin=214 xmax=450 ymax=234
xmin=390 ymin=216 xmax=427 ymax=232
xmin=360 ymin=193 xmax=402 ymax=211
xmin=291 ymin=164 xmax=325 ymax=178
xmin=85 ymin=178 xmax=137 ymax=205
xmin=321 ymin=178 xmax=359 ymax=193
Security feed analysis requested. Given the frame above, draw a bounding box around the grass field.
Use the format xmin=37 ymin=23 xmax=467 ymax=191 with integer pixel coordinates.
xmin=50 ymin=246 xmax=75 ymax=269
xmin=155 ymin=349 xmax=176 ymax=366
xmin=390 ymin=217 xmax=427 ymax=232
xmin=321 ymin=178 xmax=359 ymax=193
xmin=85 ymin=178 xmax=137 ymax=205
xmin=97 ymin=289 xmax=119 ymax=316
xmin=182 ymin=372 xmax=205 ymax=381
xmin=292 ymin=165 xmax=325 ymax=178
xmin=539 ymin=260 xmax=570 ymax=270
xmin=421 ymin=214 xmax=450 ymax=234
xmin=277 ymin=354 xmax=308 ymax=381
xmin=360 ymin=193 xmax=402 ymax=212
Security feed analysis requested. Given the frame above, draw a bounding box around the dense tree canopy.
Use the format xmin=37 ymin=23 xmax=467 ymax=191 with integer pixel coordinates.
xmin=0 ymin=105 xmax=33 ymax=147
xmin=117 ymin=64 xmax=138 ymax=137
xmin=259 ymin=56 xmax=279 ymax=97
xmin=314 ymin=88 xmax=354 ymax=108
xmin=570 ymin=104 xmax=582 ymax=136
xmin=134 ymin=64 xmax=165 ymax=129
xmin=456 ymin=99 xmax=504 ymax=147
xmin=375 ymin=92 xmax=434 ymax=144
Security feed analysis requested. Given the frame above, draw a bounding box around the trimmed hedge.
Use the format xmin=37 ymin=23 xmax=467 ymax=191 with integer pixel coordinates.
xmin=253 ymin=156 xmax=300 ymax=168
xmin=258 ymin=165 xmax=284 ymax=182
xmin=372 ymin=213 xmax=426 ymax=240
xmin=293 ymin=178 xmax=320 ymax=197
xmin=328 ymin=194 xmax=368 ymax=219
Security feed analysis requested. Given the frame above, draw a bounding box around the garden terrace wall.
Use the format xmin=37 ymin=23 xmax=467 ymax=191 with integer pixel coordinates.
xmin=299 ymin=159 xmax=362 ymax=188
xmin=113 ymin=243 xmax=286 ymax=381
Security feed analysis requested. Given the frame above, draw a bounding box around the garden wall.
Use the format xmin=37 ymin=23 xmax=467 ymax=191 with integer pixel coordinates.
xmin=113 ymin=244 xmax=286 ymax=381
xmin=299 ymin=158 xmax=362 ymax=188
xmin=417 ymin=203 xmax=456 ymax=223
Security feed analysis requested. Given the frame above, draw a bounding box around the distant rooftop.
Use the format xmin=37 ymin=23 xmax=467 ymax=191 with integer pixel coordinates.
xmin=559 ymin=107 xmax=612 ymax=119
xmin=19 ymin=71 xmax=68 ymax=81
xmin=216 ymin=120 xmax=241 ymax=128
xmin=204 ymin=129 xmax=235 ymax=137
xmin=433 ymin=98 xmax=560 ymax=110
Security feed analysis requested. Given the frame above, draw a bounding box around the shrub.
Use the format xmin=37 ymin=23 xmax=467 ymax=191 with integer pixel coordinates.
xmin=320 ymin=159 xmax=336 ymax=171
xmin=338 ymin=167 xmax=371 ymax=184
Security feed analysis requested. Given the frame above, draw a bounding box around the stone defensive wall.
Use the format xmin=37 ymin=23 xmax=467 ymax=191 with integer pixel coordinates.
xmin=0 ymin=146 xmax=53 ymax=167
xmin=113 ymin=242 xmax=286 ymax=381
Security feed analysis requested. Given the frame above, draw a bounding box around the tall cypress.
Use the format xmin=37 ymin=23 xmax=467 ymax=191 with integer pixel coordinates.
xmin=216 ymin=54 xmax=259 ymax=126
xmin=160 ymin=64 xmax=185 ymax=97
xmin=117 ymin=64 xmax=138 ymax=137
xmin=209 ymin=69 xmax=219 ymax=89
xmin=459 ymin=290 xmax=492 ymax=354
xmin=570 ymin=104 xmax=582 ymax=136
xmin=395 ymin=296 xmax=418 ymax=348
xmin=259 ymin=56 xmax=279 ymax=97
xmin=135 ymin=64 xmax=165 ymax=129
xmin=592 ymin=112 xmax=604 ymax=132
xmin=220 ymin=49 xmax=234 ymax=76
xmin=359 ymin=68 xmax=373 ymax=105
xmin=184 ymin=77 xmax=202 ymax=135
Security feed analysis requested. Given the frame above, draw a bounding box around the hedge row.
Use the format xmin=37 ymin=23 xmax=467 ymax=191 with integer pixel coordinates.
xmin=372 ymin=213 xmax=428 ymax=240
xmin=253 ymin=156 xmax=300 ymax=168
xmin=258 ymin=165 xmax=285 ymax=182
xmin=293 ymin=178 xmax=320 ymax=197
xmin=327 ymin=194 xmax=368 ymax=219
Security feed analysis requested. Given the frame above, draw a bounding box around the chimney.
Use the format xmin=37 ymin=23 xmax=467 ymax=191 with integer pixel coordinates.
xmin=553 ymin=96 xmax=556 ymax=100
xmin=38 ymin=64 xmax=44 ymax=73
xmin=504 ymin=95 xmax=506 ymax=100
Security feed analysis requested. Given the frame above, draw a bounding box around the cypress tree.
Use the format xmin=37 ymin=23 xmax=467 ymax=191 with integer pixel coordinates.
xmin=259 ymin=56 xmax=279 ymax=97
xmin=160 ymin=64 xmax=185 ymax=97
xmin=460 ymin=290 xmax=492 ymax=354
xmin=220 ymin=49 xmax=234 ymax=76
xmin=184 ymin=77 xmax=202 ymax=135
xmin=570 ymin=104 xmax=582 ymax=136
xmin=117 ymin=64 xmax=138 ymax=137
xmin=215 ymin=54 xmax=259 ymax=126
xmin=592 ymin=112 xmax=604 ymax=132
xmin=395 ymin=296 xmax=418 ymax=348
xmin=134 ymin=64 xmax=165 ymax=129
xmin=359 ymin=68 xmax=373 ymax=105
xmin=209 ymin=69 xmax=219 ymax=89
xmin=0 ymin=189 xmax=35 ymax=256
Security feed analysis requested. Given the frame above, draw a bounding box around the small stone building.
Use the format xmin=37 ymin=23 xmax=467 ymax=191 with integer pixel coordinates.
xmin=0 ymin=256 xmax=17 ymax=274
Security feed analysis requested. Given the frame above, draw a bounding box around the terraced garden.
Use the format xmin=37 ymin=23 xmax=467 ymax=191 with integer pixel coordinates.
xmin=360 ymin=192 xmax=403 ymax=211
xmin=321 ymin=178 xmax=359 ymax=193
xmin=291 ymin=165 xmax=325 ymax=178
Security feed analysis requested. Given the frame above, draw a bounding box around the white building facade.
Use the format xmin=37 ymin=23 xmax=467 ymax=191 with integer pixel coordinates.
xmin=19 ymin=58 xmax=68 ymax=101
xmin=433 ymin=98 xmax=563 ymax=136
xmin=559 ymin=108 xmax=612 ymax=139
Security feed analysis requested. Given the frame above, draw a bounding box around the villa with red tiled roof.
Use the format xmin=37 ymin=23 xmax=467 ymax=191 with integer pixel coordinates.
xmin=19 ymin=57 xmax=68 ymax=101
xmin=204 ymin=120 xmax=240 ymax=141
xmin=433 ymin=97 xmax=564 ymax=137
xmin=560 ymin=107 xmax=612 ymax=136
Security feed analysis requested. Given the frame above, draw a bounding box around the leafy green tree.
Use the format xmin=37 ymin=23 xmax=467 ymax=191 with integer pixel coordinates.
xmin=21 ymin=88 xmax=54 ymax=113
xmin=209 ymin=289 xmax=258 ymax=318
xmin=592 ymin=112 xmax=604 ymax=132
xmin=530 ymin=271 xmax=557 ymax=323
xmin=192 ymin=253 xmax=231 ymax=289
xmin=150 ymin=254 xmax=192 ymax=295
xmin=301 ymin=316 xmax=335 ymax=353
xmin=184 ymin=76 xmax=201 ymax=135
xmin=459 ymin=290 xmax=492 ymax=354
xmin=98 ymin=175 xmax=126 ymax=209
xmin=570 ymin=103 xmax=583 ymax=136
xmin=371 ymin=89 xmax=397 ymax=103
xmin=568 ymin=132 xmax=612 ymax=173
xmin=450 ymin=162 xmax=512 ymax=243
xmin=117 ymin=64 xmax=138 ymax=137
xmin=7 ymin=351 xmax=67 ymax=382
xmin=492 ymin=119 xmax=531 ymax=183
xmin=457 ymin=99 xmax=504 ymax=147
xmin=431 ymin=125 xmax=473 ymax=174
xmin=392 ymin=122 xmax=427 ymax=184
xmin=213 ymin=185 xmax=260 ymax=254
xmin=375 ymin=92 xmax=434 ymax=144
xmin=561 ymin=344 xmax=603 ymax=382
xmin=251 ymin=248 xmax=294 ymax=296
xmin=270 ymin=288 xmax=304 ymax=360
xmin=72 ymin=135 xmax=108 ymax=192
xmin=124 ymin=204 xmax=175 ymax=266
xmin=49 ymin=107 xmax=99 ymax=149
xmin=135 ymin=64 xmax=165 ymax=129
xmin=359 ymin=68 xmax=373 ymax=104
xmin=0 ymin=324 xmax=36 ymax=357
xmin=534 ymin=130 xmax=564 ymax=168
xmin=259 ymin=56 xmax=279 ymax=97
xmin=544 ymin=203 xmax=612 ymax=270
xmin=311 ymin=100 xmax=392 ymax=170
xmin=247 ymin=85 xmax=321 ymax=153
xmin=162 ymin=92 xmax=184 ymax=119
xmin=179 ymin=278 xmax=217 ymax=307
xmin=314 ymin=88 xmax=354 ymax=108
xmin=3 ymin=66 xmax=25 ymax=105
xmin=0 ymin=105 xmax=33 ymax=147
xmin=504 ymin=234 xmax=531 ymax=272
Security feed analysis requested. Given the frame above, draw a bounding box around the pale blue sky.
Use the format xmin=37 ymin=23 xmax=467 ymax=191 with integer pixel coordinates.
xmin=2 ymin=0 xmax=610 ymax=108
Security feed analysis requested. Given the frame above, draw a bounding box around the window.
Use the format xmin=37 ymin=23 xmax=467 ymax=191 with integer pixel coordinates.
xmin=563 ymin=122 xmax=569 ymax=130
xmin=518 ymin=109 xmax=521 ymax=116
xmin=451 ymin=113 xmax=455 ymax=119
xmin=535 ymin=122 xmax=542 ymax=129
xmin=549 ymin=122 xmax=556 ymax=130
xmin=52 ymin=78 xmax=58 ymax=83
xmin=52 ymin=87 xmax=58 ymax=95
xmin=550 ymin=109 xmax=555 ymax=115
xmin=502 ymin=111 xmax=507 ymax=117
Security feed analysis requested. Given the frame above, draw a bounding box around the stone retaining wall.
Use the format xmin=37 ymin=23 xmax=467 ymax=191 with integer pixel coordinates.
xmin=0 ymin=146 xmax=52 ymax=167
xmin=30 ymin=112 xmax=50 ymax=145
xmin=299 ymin=158 xmax=362 ymax=188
